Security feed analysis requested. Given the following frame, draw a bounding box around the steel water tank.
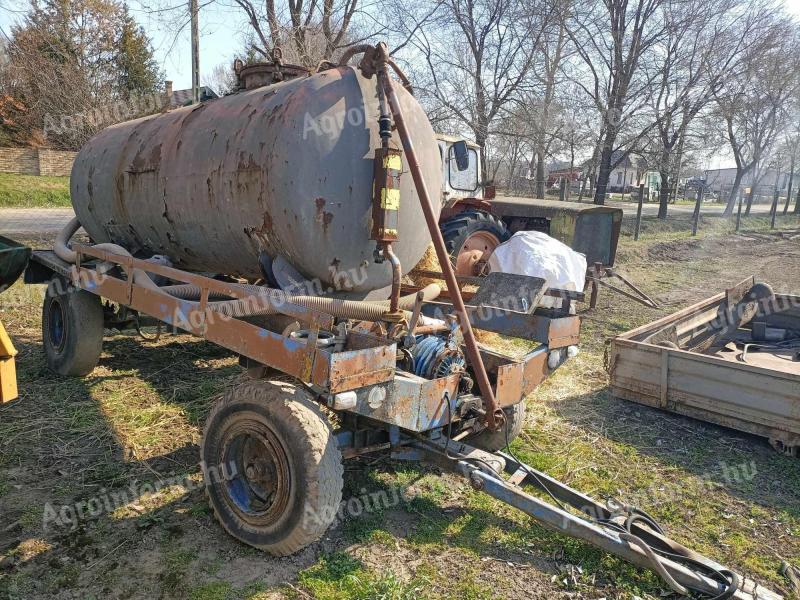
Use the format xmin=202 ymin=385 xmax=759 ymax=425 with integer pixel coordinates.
xmin=70 ymin=65 xmax=442 ymax=295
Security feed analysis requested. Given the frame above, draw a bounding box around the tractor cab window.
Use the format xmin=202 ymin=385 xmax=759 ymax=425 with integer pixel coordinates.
xmin=448 ymin=145 xmax=479 ymax=192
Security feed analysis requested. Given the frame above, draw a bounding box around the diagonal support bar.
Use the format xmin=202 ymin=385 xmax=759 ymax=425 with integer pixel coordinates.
xmin=379 ymin=66 xmax=503 ymax=431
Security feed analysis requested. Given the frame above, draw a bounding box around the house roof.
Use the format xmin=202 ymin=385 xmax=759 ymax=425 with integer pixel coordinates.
xmin=611 ymin=151 xmax=646 ymax=170
xmin=169 ymin=86 xmax=219 ymax=107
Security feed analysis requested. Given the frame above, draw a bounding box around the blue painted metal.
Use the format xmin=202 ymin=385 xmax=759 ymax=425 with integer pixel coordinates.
xmin=411 ymin=335 xmax=465 ymax=379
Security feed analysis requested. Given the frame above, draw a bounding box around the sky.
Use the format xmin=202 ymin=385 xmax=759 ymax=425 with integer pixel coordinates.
xmin=8 ymin=0 xmax=798 ymax=92
xmin=1 ymin=0 xmax=800 ymax=168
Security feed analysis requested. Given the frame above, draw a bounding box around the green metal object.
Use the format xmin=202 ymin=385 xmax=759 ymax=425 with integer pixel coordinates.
xmin=0 ymin=235 xmax=31 ymax=293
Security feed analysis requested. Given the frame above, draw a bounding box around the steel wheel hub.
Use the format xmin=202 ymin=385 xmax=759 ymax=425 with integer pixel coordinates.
xmin=455 ymin=231 xmax=502 ymax=276
xmin=221 ymin=422 xmax=291 ymax=525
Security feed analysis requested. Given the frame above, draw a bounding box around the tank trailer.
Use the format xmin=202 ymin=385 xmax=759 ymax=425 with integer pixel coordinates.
xmin=7 ymin=43 xmax=780 ymax=599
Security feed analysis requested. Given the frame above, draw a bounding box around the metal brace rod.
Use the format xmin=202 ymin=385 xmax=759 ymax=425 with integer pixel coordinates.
xmin=379 ymin=63 xmax=503 ymax=432
xmin=497 ymin=453 xmax=776 ymax=599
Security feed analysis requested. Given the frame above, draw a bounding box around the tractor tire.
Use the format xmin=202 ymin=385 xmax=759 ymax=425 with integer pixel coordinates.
xmin=467 ymin=401 xmax=526 ymax=452
xmin=440 ymin=210 xmax=510 ymax=276
xmin=42 ymin=279 xmax=104 ymax=376
xmin=200 ymin=379 xmax=343 ymax=556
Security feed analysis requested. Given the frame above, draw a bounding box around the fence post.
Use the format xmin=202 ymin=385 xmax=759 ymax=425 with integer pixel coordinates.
xmin=691 ymin=188 xmax=704 ymax=236
xmin=735 ymin=188 xmax=743 ymax=232
xmin=559 ymin=177 xmax=567 ymax=201
xmin=634 ymin=183 xmax=645 ymax=241
xmin=770 ymin=188 xmax=779 ymax=229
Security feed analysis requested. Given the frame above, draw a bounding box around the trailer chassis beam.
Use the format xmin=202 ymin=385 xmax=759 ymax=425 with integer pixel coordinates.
xmin=411 ymin=436 xmax=781 ymax=600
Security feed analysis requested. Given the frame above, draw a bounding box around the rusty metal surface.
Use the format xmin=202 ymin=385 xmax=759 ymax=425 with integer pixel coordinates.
xmin=490 ymin=197 xmax=623 ymax=267
xmin=483 ymin=345 xmax=552 ymax=407
xmin=340 ymin=371 xmax=461 ymax=431
xmin=610 ymin=291 xmax=800 ymax=449
xmin=70 ymin=65 xmax=441 ymax=296
xmin=68 ymin=246 xmax=396 ymax=393
xmin=423 ymin=301 xmax=580 ymax=347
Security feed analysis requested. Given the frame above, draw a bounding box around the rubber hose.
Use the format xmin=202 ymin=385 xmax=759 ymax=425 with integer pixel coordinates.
xmin=55 ymin=218 xmax=161 ymax=291
xmin=56 ymin=218 xmax=439 ymax=322
xmin=188 ymin=282 xmax=441 ymax=321
xmin=210 ymin=291 xmax=414 ymax=321
xmin=162 ymin=282 xmax=441 ymax=310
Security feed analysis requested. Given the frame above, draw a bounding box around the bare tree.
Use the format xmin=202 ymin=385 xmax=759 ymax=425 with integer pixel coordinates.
xmin=204 ymin=61 xmax=238 ymax=95
xmin=567 ymin=0 xmax=670 ymax=204
xmin=392 ymin=0 xmax=553 ymax=181
xmin=646 ymin=0 xmax=771 ymax=218
xmin=228 ymin=0 xmax=361 ymax=65
xmin=528 ymin=3 xmax=571 ymax=198
xmin=714 ymin=20 xmax=800 ymax=216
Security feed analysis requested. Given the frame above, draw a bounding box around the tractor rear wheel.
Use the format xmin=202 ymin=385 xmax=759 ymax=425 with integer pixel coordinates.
xmin=440 ymin=210 xmax=509 ymax=276
xmin=200 ymin=379 xmax=343 ymax=556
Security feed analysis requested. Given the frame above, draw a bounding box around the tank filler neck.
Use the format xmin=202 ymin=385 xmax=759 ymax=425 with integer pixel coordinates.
xmin=234 ymin=47 xmax=310 ymax=91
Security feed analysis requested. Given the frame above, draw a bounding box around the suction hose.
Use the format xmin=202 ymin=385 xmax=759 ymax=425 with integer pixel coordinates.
xmin=55 ymin=218 xmax=441 ymax=322
xmin=55 ymin=218 xmax=162 ymax=292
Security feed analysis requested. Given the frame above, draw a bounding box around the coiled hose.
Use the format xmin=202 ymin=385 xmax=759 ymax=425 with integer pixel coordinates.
xmin=54 ymin=217 xmax=440 ymax=322
xmin=161 ymin=282 xmax=440 ymax=320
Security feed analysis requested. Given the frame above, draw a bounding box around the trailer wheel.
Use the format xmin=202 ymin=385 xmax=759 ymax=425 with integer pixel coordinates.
xmin=42 ymin=280 xmax=104 ymax=376
xmin=467 ymin=401 xmax=526 ymax=452
xmin=201 ymin=379 xmax=343 ymax=556
xmin=440 ymin=210 xmax=509 ymax=276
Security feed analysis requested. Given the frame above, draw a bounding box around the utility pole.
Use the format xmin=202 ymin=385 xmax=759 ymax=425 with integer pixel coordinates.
xmin=783 ymin=140 xmax=797 ymax=215
xmin=190 ymin=0 xmax=200 ymax=104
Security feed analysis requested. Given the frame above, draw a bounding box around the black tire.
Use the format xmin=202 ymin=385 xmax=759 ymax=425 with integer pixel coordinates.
xmin=42 ymin=280 xmax=104 ymax=376
xmin=201 ymin=379 xmax=343 ymax=556
xmin=467 ymin=401 xmax=526 ymax=452
xmin=440 ymin=209 xmax=510 ymax=264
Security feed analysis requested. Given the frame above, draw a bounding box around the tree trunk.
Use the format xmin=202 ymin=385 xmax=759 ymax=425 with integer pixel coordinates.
xmin=794 ymin=186 xmax=800 ymax=214
xmin=745 ymin=186 xmax=755 ymax=216
xmin=783 ymin=154 xmax=795 ymax=215
xmin=657 ymin=171 xmax=670 ymax=219
xmin=723 ymin=170 xmax=744 ymax=216
xmin=594 ymin=130 xmax=615 ymax=205
xmin=535 ymin=149 xmax=546 ymax=199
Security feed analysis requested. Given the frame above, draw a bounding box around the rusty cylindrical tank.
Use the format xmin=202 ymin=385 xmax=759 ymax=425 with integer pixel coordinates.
xmin=70 ymin=65 xmax=441 ymax=296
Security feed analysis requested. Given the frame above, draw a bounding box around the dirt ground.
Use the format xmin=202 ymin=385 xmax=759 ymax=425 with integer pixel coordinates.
xmin=1 ymin=214 xmax=799 ymax=600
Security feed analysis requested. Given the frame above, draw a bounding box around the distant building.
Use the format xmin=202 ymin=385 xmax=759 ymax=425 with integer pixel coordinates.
xmin=702 ymin=167 xmax=790 ymax=195
xmin=607 ymin=152 xmax=647 ymax=193
xmin=165 ymin=81 xmax=219 ymax=107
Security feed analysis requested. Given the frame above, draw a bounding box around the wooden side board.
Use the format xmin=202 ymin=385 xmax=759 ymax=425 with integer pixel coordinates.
xmin=609 ymin=293 xmax=800 ymax=450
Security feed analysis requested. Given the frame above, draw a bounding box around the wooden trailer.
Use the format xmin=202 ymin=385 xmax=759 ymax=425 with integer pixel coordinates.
xmin=609 ymin=277 xmax=800 ymax=456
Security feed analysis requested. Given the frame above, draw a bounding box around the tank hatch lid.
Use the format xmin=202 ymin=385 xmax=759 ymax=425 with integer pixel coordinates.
xmin=235 ymin=48 xmax=310 ymax=90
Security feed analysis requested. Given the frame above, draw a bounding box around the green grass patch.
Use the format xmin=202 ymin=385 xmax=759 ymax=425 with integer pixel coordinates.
xmin=297 ymin=553 xmax=428 ymax=600
xmin=0 ymin=172 xmax=71 ymax=207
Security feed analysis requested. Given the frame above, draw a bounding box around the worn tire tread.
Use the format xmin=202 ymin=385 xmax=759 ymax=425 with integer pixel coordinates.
xmin=201 ymin=379 xmax=343 ymax=556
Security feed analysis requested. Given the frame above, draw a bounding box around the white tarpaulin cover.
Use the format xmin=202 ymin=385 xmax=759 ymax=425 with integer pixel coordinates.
xmin=487 ymin=231 xmax=587 ymax=296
